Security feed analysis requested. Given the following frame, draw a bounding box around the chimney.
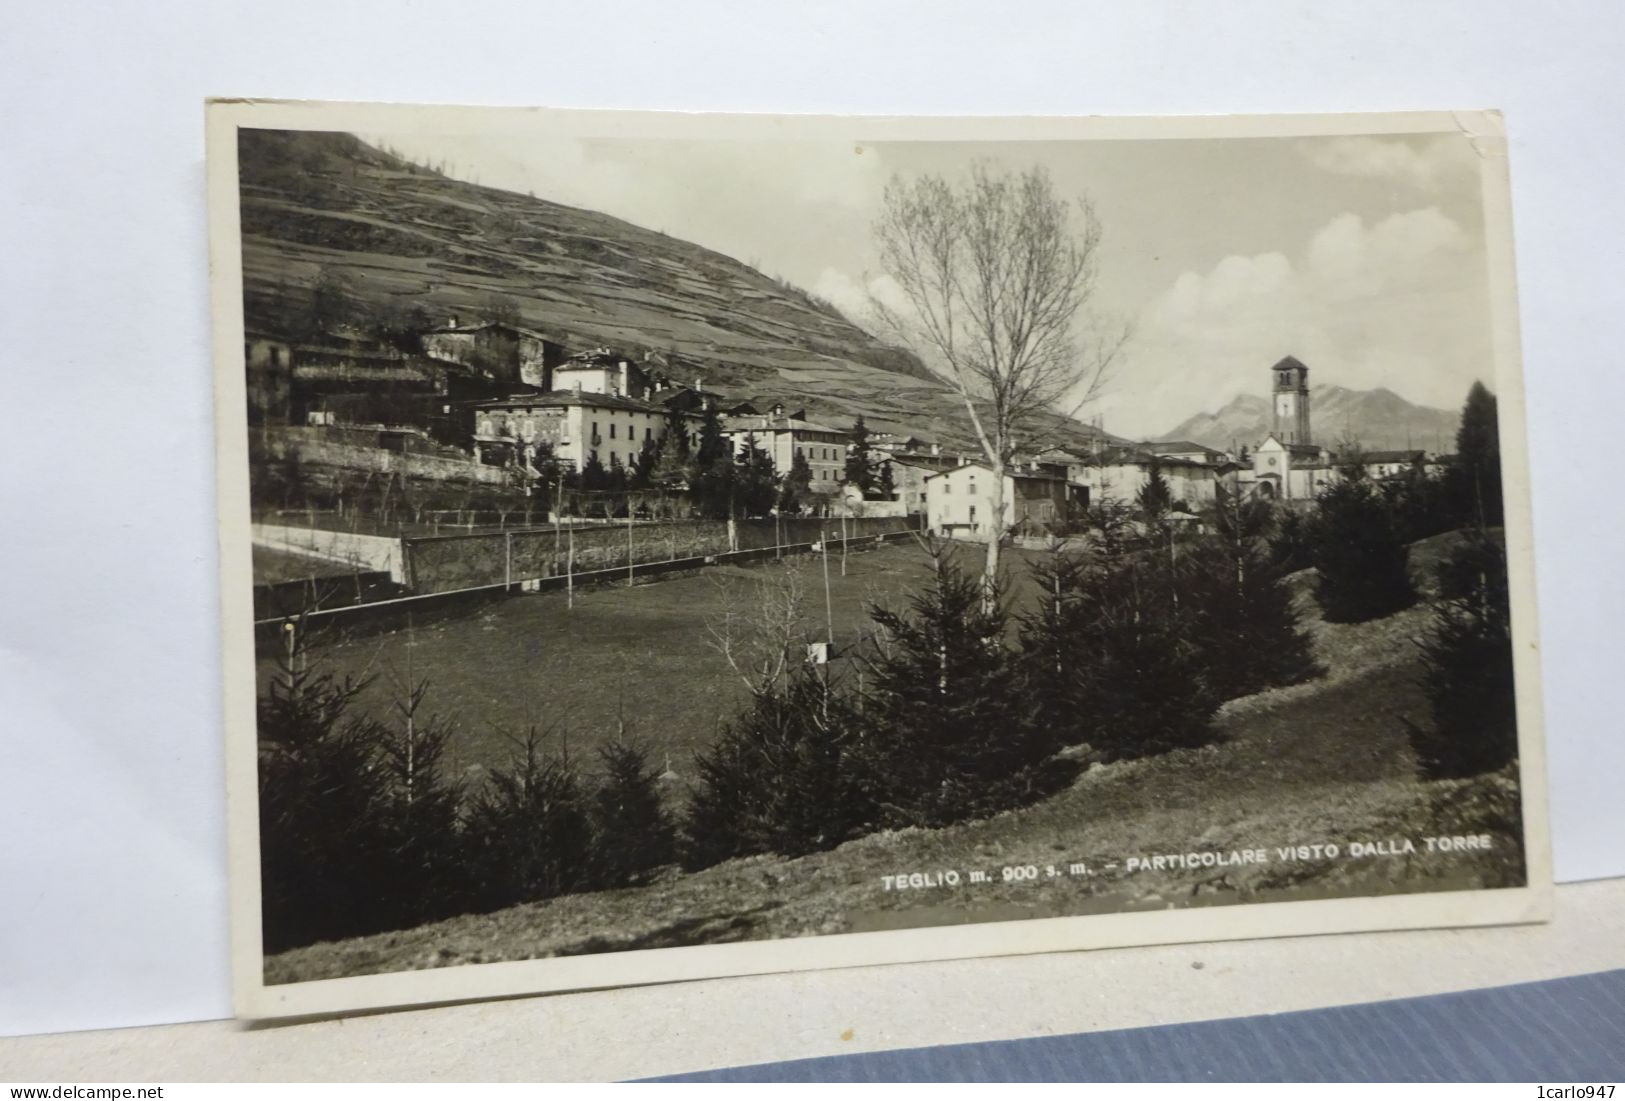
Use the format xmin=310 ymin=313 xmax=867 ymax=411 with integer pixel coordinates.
xmin=448 ymin=315 xmax=460 ymax=329
xmin=618 ymin=362 xmax=629 ymax=397
xmin=772 ymin=401 xmax=785 ymax=417
xmin=694 ymin=376 xmax=702 ymax=392
xmin=930 ymin=443 xmax=941 ymax=457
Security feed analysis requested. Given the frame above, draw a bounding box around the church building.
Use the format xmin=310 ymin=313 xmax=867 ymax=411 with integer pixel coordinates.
xmin=1247 ymin=356 xmax=1333 ymax=500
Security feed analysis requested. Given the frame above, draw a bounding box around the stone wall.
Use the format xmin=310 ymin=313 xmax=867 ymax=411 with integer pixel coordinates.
xmin=403 ymin=514 xmax=921 ymax=595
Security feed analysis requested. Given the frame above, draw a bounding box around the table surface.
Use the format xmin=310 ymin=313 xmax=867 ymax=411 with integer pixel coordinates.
xmin=5 ymin=878 xmax=1622 ymax=1082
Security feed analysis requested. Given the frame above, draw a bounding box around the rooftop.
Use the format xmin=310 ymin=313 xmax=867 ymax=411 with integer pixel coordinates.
xmin=424 ymin=320 xmax=557 ymax=341
xmin=924 ymin=462 xmax=1067 ymax=484
xmin=1144 ymin=439 xmax=1226 ymax=456
xmin=723 ymin=413 xmax=846 ymax=436
xmin=471 ymin=389 xmax=667 ymax=414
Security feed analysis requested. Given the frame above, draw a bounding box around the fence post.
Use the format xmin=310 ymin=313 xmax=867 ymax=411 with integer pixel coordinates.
xmin=728 ymin=517 xmax=738 ymax=553
xmin=627 ymin=510 xmax=635 ymax=588
xmin=840 ymin=514 xmax=848 ymax=576
xmin=504 ymin=531 xmax=513 ymax=591
xmin=566 ymin=515 xmax=575 ymax=609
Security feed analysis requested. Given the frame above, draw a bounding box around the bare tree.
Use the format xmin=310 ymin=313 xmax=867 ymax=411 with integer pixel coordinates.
xmin=871 ymin=162 xmax=1126 ymax=603
xmin=705 ymin=565 xmax=808 ymax=695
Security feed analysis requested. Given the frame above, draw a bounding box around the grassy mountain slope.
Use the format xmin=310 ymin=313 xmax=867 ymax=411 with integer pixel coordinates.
xmin=237 ymin=129 xmax=1113 ymax=452
xmin=1163 ymin=386 xmax=1460 ymax=454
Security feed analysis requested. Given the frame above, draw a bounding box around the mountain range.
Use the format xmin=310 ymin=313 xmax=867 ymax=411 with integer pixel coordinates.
xmin=1160 ymin=386 xmax=1461 ymax=454
xmin=237 ymin=129 xmax=1115 ymax=454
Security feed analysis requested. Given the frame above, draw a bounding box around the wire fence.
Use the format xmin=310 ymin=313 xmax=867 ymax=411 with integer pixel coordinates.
xmin=402 ymin=514 xmax=924 ymax=595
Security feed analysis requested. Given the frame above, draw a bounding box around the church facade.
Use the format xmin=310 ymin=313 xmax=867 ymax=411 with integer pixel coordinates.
xmin=1241 ymin=355 xmax=1334 ymax=501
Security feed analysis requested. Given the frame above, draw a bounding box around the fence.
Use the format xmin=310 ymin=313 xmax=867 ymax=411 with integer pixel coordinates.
xmin=251 ymin=522 xmax=406 ymax=582
xmin=402 ymin=514 xmax=924 ymax=595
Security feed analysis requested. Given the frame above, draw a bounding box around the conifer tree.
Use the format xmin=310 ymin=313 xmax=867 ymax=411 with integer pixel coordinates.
xmin=1407 ymin=529 xmax=1518 ymax=778
xmin=1453 ymin=381 xmax=1503 ymax=526
xmin=373 ymin=673 xmax=467 ymax=927
xmin=683 ymin=668 xmax=872 ymax=867
xmin=687 ymin=405 xmax=733 ymax=518
xmin=1305 ymin=468 xmax=1417 ymax=623
xmin=631 ymin=434 xmax=660 ymax=489
xmin=461 ymin=727 xmax=594 ymax=910
xmin=579 ymin=451 xmax=609 ymax=493
xmin=589 ymin=734 xmax=677 ymax=887
xmin=844 ymin=415 xmax=874 ymax=495
xmin=733 ymin=432 xmax=780 ymax=518
xmin=1185 ymin=485 xmax=1320 ymax=701
xmin=651 ymin=413 xmax=691 ymax=488
xmin=1135 ymin=458 xmax=1173 ymax=522
xmin=1016 ymin=513 xmax=1218 ymax=761
xmin=779 ymin=449 xmax=813 ymax=514
xmin=860 ymin=548 xmax=1056 ymax=826
xmin=257 ymin=620 xmax=396 ymax=952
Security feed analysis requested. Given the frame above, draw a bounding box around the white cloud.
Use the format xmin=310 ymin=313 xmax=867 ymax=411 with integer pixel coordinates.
xmin=1107 ymin=207 xmax=1488 ymax=438
xmin=1300 ymin=135 xmax=1476 ymax=193
xmin=811 ymin=266 xmax=909 ymax=324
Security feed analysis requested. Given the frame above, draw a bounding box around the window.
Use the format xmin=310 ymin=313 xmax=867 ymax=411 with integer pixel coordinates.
xmin=269 ymin=347 xmax=282 ymax=368
xmin=645 ymin=427 xmax=652 ymax=440
xmin=610 ymin=423 xmax=617 ymax=439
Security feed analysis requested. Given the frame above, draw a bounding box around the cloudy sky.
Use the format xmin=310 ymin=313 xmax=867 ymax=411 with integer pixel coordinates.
xmin=366 ymin=127 xmax=1492 ymax=438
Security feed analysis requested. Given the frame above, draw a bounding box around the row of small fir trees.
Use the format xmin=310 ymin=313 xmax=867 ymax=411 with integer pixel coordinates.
xmin=257 ymin=491 xmax=1318 ymax=953
xmin=258 ymin=381 xmax=1515 ymax=952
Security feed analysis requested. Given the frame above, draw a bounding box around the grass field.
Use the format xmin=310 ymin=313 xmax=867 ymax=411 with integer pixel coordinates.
xmin=264 ymin=539 xmax=1047 ymax=782
xmin=265 ymin=538 xmax=1527 ymax=983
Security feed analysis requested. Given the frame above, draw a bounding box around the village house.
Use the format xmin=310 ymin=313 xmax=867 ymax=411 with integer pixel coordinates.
xmin=925 ymin=463 xmax=1075 ymax=538
xmin=471 ymin=389 xmax=675 ymax=474
xmin=722 ymin=403 xmax=849 ymax=494
xmin=1361 ymin=449 xmax=1431 ymax=480
xmin=244 ymin=329 xmax=294 ymax=426
xmin=886 ymin=448 xmax=962 ymax=515
xmin=870 ymin=431 xmax=933 ymax=455
xmin=1141 ymin=439 xmax=1232 ymax=465
xmin=1067 ymin=446 xmax=1235 ymax=507
xmin=1034 ymin=447 xmax=1097 ymax=486
xmin=553 ymin=348 xmax=656 ymax=401
xmin=420 ymin=318 xmax=567 ymax=390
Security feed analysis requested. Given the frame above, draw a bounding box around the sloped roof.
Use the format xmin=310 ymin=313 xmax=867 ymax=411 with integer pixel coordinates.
xmin=1271 ymin=354 xmax=1309 ymax=374
xmin=424 ymin=321 xmax=558 ymax=341
xmin=471 ymin=390 xmax=666 ymax=414
xmin=923 ymin=462 xmax=1066 ymax=484
xmin=724 ymin=413 xmax=845 ymax=435
xmin=1144 ymin=439 xmax=1225 ymax=455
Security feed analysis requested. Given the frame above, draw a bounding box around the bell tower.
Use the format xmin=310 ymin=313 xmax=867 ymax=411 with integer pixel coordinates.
xmin=1271 ymin=355 xmax=1311 ymax=446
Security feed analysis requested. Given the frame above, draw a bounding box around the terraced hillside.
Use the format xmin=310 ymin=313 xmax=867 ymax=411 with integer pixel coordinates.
xmin=237 ymin=128 xmax=1115 ymax=453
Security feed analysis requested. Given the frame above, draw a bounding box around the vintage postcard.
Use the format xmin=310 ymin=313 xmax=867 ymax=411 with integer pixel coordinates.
xmin=207 ymin=101 xmax=1550 ymax=1019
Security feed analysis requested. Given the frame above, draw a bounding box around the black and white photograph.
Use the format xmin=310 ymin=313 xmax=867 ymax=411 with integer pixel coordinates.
xmin=207 ymin=102 xmax=1549 ymax=1019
